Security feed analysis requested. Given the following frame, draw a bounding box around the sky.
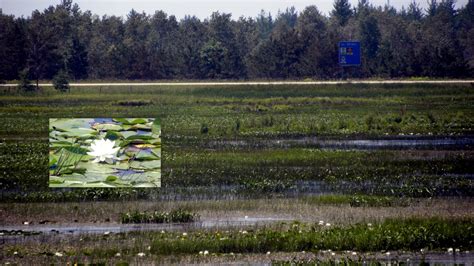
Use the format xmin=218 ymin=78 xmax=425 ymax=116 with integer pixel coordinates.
xmin=1 ymin=0 xmax=469 ymax=19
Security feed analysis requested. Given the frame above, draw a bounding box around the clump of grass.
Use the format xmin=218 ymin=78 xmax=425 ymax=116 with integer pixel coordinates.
xmin=121 ymin=209 xmax=198 ymax=223
xmin=149 ymin=218 xmax=473 ymax=255
xmin=301 ymin=194 xmax=410 ymax=207
xmin=349 ymin=195 xmax=408 ymax=207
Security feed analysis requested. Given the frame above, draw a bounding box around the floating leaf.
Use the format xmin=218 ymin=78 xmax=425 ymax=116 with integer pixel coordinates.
xmin=106 ymin=175 xmax=118 ymax=182
xmin=130 ymin=124 xmax=151 ymax=130
xmin=105 ymin=131 xmax=122 ymax=140
xmin=92 ymin=123 xmax=123 ymax=131
xmin=129 ymin=160 xmax=161 ymax=170
xmin=126 ymin=135 xmax=155 ymax=140
xmin=135 ymin=144 xmax=156 ymax=149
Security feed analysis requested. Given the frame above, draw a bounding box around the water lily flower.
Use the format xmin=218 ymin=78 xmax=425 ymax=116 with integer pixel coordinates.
xmin=447 ymin=248 xmax=454 ymax=253
xmin=115 ymin=253 xmax=121 ymax=257
xmin=54 ymin=252 xmax=63 ymax=257
xmin=137 ymin=252 xmax=146 ymax=257
xmin=204 ymin=250 xmax=209 ymax=255
xmin=87 ymin=139 xmax=119 ymax=164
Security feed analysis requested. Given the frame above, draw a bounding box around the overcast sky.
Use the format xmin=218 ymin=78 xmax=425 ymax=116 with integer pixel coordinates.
xmin=1 ymin=0 xmax=469 ymax=19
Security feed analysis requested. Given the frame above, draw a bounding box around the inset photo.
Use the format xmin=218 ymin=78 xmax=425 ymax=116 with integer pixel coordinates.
xmin=49 ymin=118 xmax=161 ymax=188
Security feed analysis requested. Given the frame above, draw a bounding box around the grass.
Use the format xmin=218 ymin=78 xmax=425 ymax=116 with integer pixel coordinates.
xmin=147 ymin=218 xmax=474 ymax=254
xmin=121 ymin=209 xmax=198 ymax=223
xmin=2 ymin=198 xmax=472 ymax=225
xmin=2 ymin=217 xmax=472 ymax=263
xmin=301 ymin=194 xmax=411 ymax=207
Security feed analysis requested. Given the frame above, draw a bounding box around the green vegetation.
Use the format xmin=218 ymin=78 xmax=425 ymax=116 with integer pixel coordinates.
xmin=301 ymin=194 xmax=411 ymax=207
xmin=49 ymin=118 xmax=161 ymax=187
xmin=2 ymin=218 xmax=472 ymax=263
xmin=147 ymin=218 xmax=473 ymax=254
xmin=1 ymin=0 xmax=471 ymax=82
xmin=1 ymin=83 xmax=473 ymax=200
xmin=121 ymin=209 xmax=198 ymax=223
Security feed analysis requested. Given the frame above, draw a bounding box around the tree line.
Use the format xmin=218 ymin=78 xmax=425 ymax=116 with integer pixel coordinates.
xmin=0 ymin=0 xmax=473 ymax=84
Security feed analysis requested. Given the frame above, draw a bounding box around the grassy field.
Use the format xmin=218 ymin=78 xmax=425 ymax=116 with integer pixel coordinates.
xmin=1 ymin=83 xmax=473 ymax=264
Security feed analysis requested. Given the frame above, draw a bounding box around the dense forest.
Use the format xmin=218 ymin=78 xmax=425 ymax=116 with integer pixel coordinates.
xmin=0 ymin=0 xmax=473 ymax=82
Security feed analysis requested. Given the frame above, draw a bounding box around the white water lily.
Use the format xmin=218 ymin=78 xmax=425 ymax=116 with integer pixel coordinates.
xmin=87 ymin=138 xmax=119 ymax=164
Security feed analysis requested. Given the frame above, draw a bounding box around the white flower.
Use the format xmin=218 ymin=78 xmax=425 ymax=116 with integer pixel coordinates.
xmin=137 ymin=252 xmax=146 ymax=257
xmin=204 ymin=250 xmax=209 ymax=255
xmin=54 ymin=252 xmax=63 ymax=257
xmin=87 ymin=139 xmax=119 ymax=164
xmin=318 ymin=220 xmax=324 ymax=225
xmin=182 ymin=232 xmax=188 ymax=236
xmin=115 ymin=253 xmax=121 ymax=257
xmin=266 ymin=251 xmax=271 ymax=255
xmin=325 ymin=223 xmax=331 ymax=227
xmin=447 ymin=248 xmax=454 ymax=253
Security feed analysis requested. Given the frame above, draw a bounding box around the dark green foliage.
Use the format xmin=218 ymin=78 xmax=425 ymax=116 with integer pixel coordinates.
xmin=0 ymin=0 xmax=472 ymax=81
xmin=52 ymin=70 xmax=70 ymax=92
xmin=332 ymin=0 xmax=353 ymax=26
xmin=17 ymin=68 xmax=35 ymax=92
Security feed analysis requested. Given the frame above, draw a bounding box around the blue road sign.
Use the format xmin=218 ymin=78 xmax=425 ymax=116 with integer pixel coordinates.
xmin=339 ymin=41 xmax=361 ymax=66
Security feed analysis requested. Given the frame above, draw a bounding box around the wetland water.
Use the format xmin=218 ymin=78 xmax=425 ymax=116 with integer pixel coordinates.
xmin=206 ymin=136 xmax=474 ymax=150
xmin=0 ymin=217 xmax=290 ymax=235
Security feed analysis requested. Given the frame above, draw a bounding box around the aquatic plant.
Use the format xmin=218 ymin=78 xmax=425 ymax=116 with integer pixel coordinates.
xmin=87 ymin=139 xmax=120 ymax=164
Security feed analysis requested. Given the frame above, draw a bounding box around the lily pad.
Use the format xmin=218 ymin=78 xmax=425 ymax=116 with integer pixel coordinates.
xmin=92 ymin=123 xmax=123 ymax=131
xmin=129 ymin=160 xmax=161 ymax=170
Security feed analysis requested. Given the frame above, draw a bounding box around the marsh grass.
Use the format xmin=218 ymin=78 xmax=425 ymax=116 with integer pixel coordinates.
xmin=145 ymin=218 xmax=474 ymax=255
xmin=1 ymin=83 xmax=473 ymax=200
xmin=1 ymin=198 xmax=472 ymax=225
xmin=301 ymin=195 xmax=410 ymax=207
xmin=121 ymin=209 xmax=198 ymax=223
xmin=3 ymin=218 xmax=471 ymax=262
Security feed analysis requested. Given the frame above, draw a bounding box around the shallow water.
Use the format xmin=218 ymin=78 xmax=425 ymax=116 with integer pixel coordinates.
xmin=207 ymin=136 xmax=474 ymax=150
xmin=0 ymin=217 xmax=290 ymax=237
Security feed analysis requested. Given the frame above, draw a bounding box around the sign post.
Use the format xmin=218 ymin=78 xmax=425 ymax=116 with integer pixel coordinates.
xmin=338 ymin=41 xmax=361 ymax=79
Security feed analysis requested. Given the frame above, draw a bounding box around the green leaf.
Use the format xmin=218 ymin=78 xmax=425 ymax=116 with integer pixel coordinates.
xmin=130 ymin=118 xmax=148 ymax=124
xmin=129 ymin=160 xmax=161 ymax=170
xmin=64 ymin=146 xmax=88 ymax=155
xmin=106 ymin=175 xmax=118 ymax=182
xmin=92 ymin=123 xmax=123 ymax=131
xmin=126 ymin=135 xmax=155 ymax=140
xmin=105 ymin=131 xmax=123 ymax=140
